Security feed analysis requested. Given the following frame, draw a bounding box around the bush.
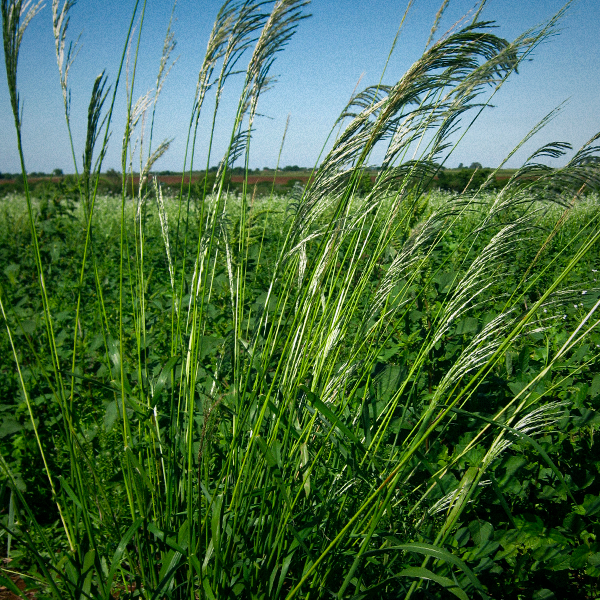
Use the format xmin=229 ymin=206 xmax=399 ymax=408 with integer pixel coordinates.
xmin=437 ymin=167 xmax=502 ymax=192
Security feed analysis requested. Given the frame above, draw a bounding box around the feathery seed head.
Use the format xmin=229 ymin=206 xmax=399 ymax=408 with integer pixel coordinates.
xmin=2 ymin=0 xmax=44 ymax=121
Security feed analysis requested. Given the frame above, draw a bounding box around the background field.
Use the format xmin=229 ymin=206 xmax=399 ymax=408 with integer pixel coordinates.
xmin=2 ymin=186 xmax=600 ymax=598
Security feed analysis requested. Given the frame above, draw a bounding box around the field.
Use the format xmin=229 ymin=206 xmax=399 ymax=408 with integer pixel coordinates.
xmin=2 ymin=1 xmax=600 ymax=599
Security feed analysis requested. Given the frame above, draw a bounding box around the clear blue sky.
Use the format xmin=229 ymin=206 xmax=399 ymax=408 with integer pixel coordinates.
xmin=1 ymin=0 xmax=598 ymax=174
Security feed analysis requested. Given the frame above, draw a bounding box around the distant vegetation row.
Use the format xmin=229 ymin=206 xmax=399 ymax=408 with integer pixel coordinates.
xmin=0 ymin=164 xmax=554 ymax=198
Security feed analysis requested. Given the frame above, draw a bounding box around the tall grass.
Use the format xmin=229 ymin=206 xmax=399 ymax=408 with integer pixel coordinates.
xmin=1 ymin=0 xmax=600 ymax=598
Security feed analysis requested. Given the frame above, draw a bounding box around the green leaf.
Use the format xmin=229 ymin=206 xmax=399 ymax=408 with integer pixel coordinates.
xmin=3 ymin=263 xmax=19 ymax=285
xmin=200 ymin=335 xmax=224 ymax=360
xmin=211 ymin=494 xmax=223 ymax=560
xmin=157 ymin=548 xmax=183 ymax=589
xmin=449 ymin=407 xmax=576 ymax=504
xmin=498 ymin=456 xmax=527 ymax=488
xmin=18 ymin=319 xmax=36 ymax=336
xmin=588 ymin=552 xmax=600 ymax=567
xmin=266 ymin=398 xmax=300 ymax=441
xmin=148 ymin=522 xmax=187 ymax=554
xmin=505 ymin=351 xmax=513 ymax=376
xmin=583 ymin=494 xmax=600 ymax=517
xmin=489 ymin=473 xmax=518 ymax=529
xmin=455 ymin=317 xmax=479 ymax=335
xmin=468 ymin=520 xmax=493 ymax=546
xmin=570 ymin=545 xmax=591 ymax=569
xmin=0 ymin=574 xmax=27 ymax=599
xmin=203 ymin=578 xmax=218 ymax=600
xmin=573 ymin=409 xmax=600 ymax=428
xmin=398 ymin=567 xmax=469 ymax=600
xmin=454 ymin=527 xmax=470 ymax=548
xmin=0 ymin=418 xmax=22 ymax=438
xmin=435 ymin=270 xmax=457 ymax=294
xmin=81 ymin=548 xmax=96 ymax=599
xmin=363 ymin=542 xmax=488 ymax=598
xmin=104 ymin=400 xmax=118 ymax=432
xmin=300 ymin=385 xmax=366 ymax=455
xmin=376 ymin=364 xmax=403 ymax=403
xmin=153 ymin=355 xmax=180 ymax=397
xmin=445 ymin=467 xmax=480 ymax=530
xmin=82 ymin=548 xmax=96 ymax=573
xmin=275 ymin=551 xmax=295 ymax=597
xmin=256 ymin=436 xmax=291 ymax=509
xmin=125 ymin=446 xmax=156 ymax=494
xmin=105 ymin=517 xmax=144 ymax=598
xmin=59 ymin=476 xmax=83 ymax=510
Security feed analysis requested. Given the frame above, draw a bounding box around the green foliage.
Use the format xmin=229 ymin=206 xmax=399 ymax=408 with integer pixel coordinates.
xmin=2 ymin=1 xmax=600 ymax=599
xmin=436 ymin=167 xmax=501 ymax=192
xmin=357 ymin=172 xmax=374 ymax=195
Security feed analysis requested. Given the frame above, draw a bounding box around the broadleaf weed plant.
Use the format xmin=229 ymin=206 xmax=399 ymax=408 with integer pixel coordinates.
xmin=2 ymin=0 xmax=600 ymax=598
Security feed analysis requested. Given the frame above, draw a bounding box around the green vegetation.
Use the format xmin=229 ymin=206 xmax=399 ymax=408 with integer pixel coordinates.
xmin=1 ymin=1 xmax=600 ymax=599
xmin=0 ymin=169 xmax=315 ymax=199
xmin=435 ymin=167 xmax=501 ymax=193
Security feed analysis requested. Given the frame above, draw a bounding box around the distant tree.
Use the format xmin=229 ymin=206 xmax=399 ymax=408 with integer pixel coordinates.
xmin=106 ymin=168 xmax=120 ymax=177
xmin=52 ymin=168 xmax=63 ymax=176
xmin=469 ymin=162 xmax=482 ymax=170
xmin=357 ymin=172 xmax=373 ymax=195
xmin=436 ymin=166 xmax=499 ymax=192
xmin=458 ymin=163 xmax=463 ymax=169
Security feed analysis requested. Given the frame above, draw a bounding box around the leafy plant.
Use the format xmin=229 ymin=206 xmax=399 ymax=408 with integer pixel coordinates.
xmin=1 ymin=1 xmax=600 ymax=599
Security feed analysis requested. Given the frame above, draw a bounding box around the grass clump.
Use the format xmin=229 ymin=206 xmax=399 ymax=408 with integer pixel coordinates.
xmin=2 ymin=1 xmax=600 ymax=599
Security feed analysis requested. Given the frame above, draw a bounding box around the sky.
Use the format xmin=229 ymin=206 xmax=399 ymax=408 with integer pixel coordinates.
xmin=0 ymin=0 xmax=599 ymax=175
